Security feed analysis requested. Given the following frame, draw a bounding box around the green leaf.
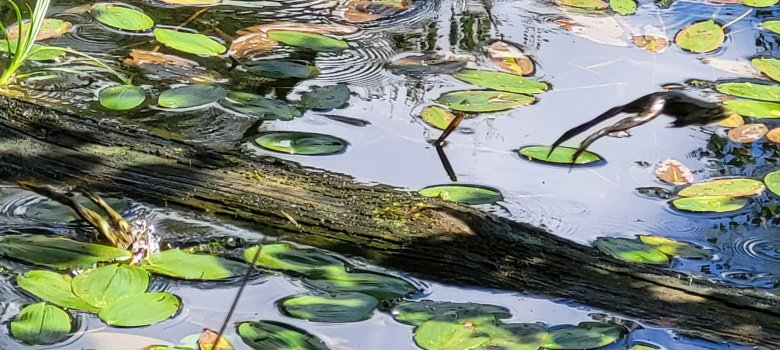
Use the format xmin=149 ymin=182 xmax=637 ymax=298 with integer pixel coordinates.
xmin=594 ymin=237 xmax=669 ymax=265
xmin=420 ymin=106 xmax=457 ymax=130
xmin=435 ymin=90 xmax=535 ymax=112
xmin=98 ymin=292 xmax=180 ymax=327
xmin=72 ymin=264 xmax=149 ymax=309
xmin=751 ymin=58 xmax=780 ymax=82
xmin=153 ymin=28 xmax=226 ymax=56
xmin=414 ymin=316 xmax=494 ymax=350
xmin=92 ymin=3 xmax=154 ymax=31
xmin=677 ymin=178 xmax=765 ymax=197
xmin=158 ymin=84 xmax=227 ymax=109
xmin=558 ymin=0 xmax=608 ymax=9
xmin=764 ymin=20 xmax=780 ymax=35
xmin=674 ymin=20 xmax=724 ymax=53
xmin=17 ymin=270 xmax=100 ymax=313
xmin=543 ymin=322 xmax=625 ymax=349
xmin=744 ymin=0 xmax=778 ymax=7
xmin=389 ymin=54 xmax=467 ymax=76
xmin=300 ymin=84 xmax=351 ymax=110
xmin=716 ymin=82 xmax=780 ymax=102
xmin=670 ymin=196 xmax=748 ymax=213
xmin=0 ymin=235 xmax=131 ymax=270
xmin=7 ymin=18 xmax=72 ymax=41
xmin=724 ymin=100 xmax=780 ymax=118
xmin=418 ymin=185 xmax=503 ymax=205
xmin=10 ymin=303 xmax=72 ymax=345
xmin=0 ymin=41 xmax=66 ymax=61
xmin=638 ymin=235 xmax=711 ymax=259
xmin=763 ymin=170 xmax=780 ymax=196
xmin=482 ymin=323 xmax=549 ymax=350
xmin=453 ymin=69 xmax=548 ymax=94
xmin=142 ymin=249 xmax=248 ymax=280
xmin=244 ymin=59 xmax=319 ymax=79
xmin=254 ymin=132 xmax=348 ymax=155
xmin=391 ymin=300 xmax=511 ymax=326
xmin=99 ymin=85 xmax=146 ymax=111
xmin=243 ymin=243 xmax=345 ymax=276
xmin=280 ymin=292 xmax=378 ymax=322
xmin=221 ymin=91 xmax=301 ymax=120
xmin=237 ymin=321 xmax=329 ymax=350
xmin=517 ymin=145 xmax=603 ymax=165
xmin=609 ymin=0 xmax=636 ymax=15
xmin=267 ymin=30 xmax=348 ymax=52
xmin=304 ymin=266 xmax=419 ymax=300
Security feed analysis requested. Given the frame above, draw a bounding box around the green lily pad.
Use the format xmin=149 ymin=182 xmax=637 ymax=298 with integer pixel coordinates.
xmin=243 ymin=243 xmax=345 ymax=276
xmin=99 ymin=85 xmax=146 ymax=111
xmin=414 ymin=316 xmax=495 ymax=350
xmin=142 ymin=248 xmax=248 ymax=280
xmin=638 ymin=235 xmax=711 ymax=259
xmin=609 ymin=0 xmax=636 ymax=15
xmin=453 ymin=69 xmax=548 ymax=94
xmin=482 ymin=323 xmax=549 ymax=350
xmin=594 ymin=237 xmax=669 ymax=265
xmin=435 ymin=90 xmax=535 ymax=112
xmin=153 ymin=28 xmax=226 ymax=56
xmin=0 ymin=42 xmax=66 ymax=61
xmin=724 ymin=100 xmax=780 ymax=118
xmin=677 ymin=178 xmax=764 ymax=197
xmin=558 ymin=0 xmax=608 ymax=9
xmin=517 ymin=145 xmax=603 ymax=165
xmin=420 ymin=106 xmax=457 ymax=130
xmin=763 ymin=170 xmax=780 ymax=196
xmin=0 ymin=235 xmax=131 ymax=270
xmin=304 ymin=266 xmax=419 ymax=300
xmin=221 ymin=91 xmax=301 ymax=120
xmin=10 ymin=303 xmax=73 ymax=345
xmin=254 ymin=132 xmax=348 ymax=155
xmin=418 ymin=185 xmax=503 ymax=205
xmin=267 ymin=30 xmax=348 ymax=52
xmin=300 ymin=84 xmax=351 ymax=110
xmin=280 ymin=292 xmax=378 ymax=322
xmin=744 ymin=0 xmax=778 ymax=6
xmin=98 ymin=292 xmax=180 ymax=327
xmin=244 ymin=59 xmax=319 ymax=79
xmin=675 ymin=20 xmax=724 ymax=53
xmin=670 ymin=196 xmax=748 ymax=213
xmin=543 ymin=322 xmax=626 ymax=349
xmin=389 ymin=54 xmax=467 ymax=76
xmin=158 ymin=84 xmax=227 ymax=109
xmin=716 ymin=82 xmax=780 ymax=102
xmin=391 ymin=300 xmax=511 ymax=326
xmin=237 ymin=321 xmax=329 ymax=350
xmin=92 ymin=3 xmax=154 ymax=31
xmin=17 ymin=270 xmax=100 ymax=313
xmin=751 ymin=58 xmax=780 ymax=82
xmin=764 ymin=20 xmax=780 ymax=35
xmin=72 ymin=264 xmax=149 ymax=309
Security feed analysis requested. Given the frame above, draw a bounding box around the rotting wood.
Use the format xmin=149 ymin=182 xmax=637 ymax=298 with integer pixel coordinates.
xmin=0 ymin=95 xmax=778 ymax=347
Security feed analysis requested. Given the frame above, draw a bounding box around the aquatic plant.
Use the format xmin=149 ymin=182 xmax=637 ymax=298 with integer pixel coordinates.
xmin=0 ymin=0 xmax=51 ymax=85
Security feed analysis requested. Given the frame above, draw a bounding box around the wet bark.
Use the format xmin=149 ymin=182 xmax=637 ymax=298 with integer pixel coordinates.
xmin=0 ymin=95 xmax=778 ymax=347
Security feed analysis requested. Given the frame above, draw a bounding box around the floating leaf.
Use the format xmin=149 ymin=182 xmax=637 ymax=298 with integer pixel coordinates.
xmin=267 ymin=30 xmax=348 ymax=52
xmin=632 ymin=35 xmax=669 ymax=53
xmin=11 ymin=303 xmax=72 ymax=345
xmin=654 ymin=159 xmax=693 ymax=185
xmin=751 ymin=58 xmax=780 ymax=82
xmin=414 ymin=316 xmax=494 ymax=350
xmin=17 ymin=270 xmax=99 ymax=312
xmin=158 ymin=84 xmax=227 ymax=109
xmin=558 ymin=0 xmax=608 ymax=9
xmin=0 ymin=235 xmax=130 ymax=270
xmin=419 ymin=106 xmax=457 ymax=130
xmin=671 ymin=196 xmax=748 ymax=213
xmin=678 ymin=178 xmax=765 ymax=197
xmin=767 ymin=127 xmax=780 ymax=143
xmin=716 ymin=112 xmax=745 ymax=127
xmin=435 ymin=90 xmax=535 ymax=112
xmin=482 ymin=323 xmax=549 ymax=350
xmin=304 ymin=266 xmax=419 ymax=300
xmin=237 ymin=321 xmax=329 ymax=350
xmin=486 ymin=41 xmax=534 ymax=76
xmin=675 ymin=20 xmax=724 ymax=53
xmin=153 ymin=28 xmax=226 ymax=56
xmin=99 ymin=85 xmax=146 ymax=111
xmin=124 ymin=50 xmax=222 ymax=83
xmin=595 ymin=237 xmax=669 ymax=265
xmin=238 ymin=22 xmax=358 ymax=36
xmin=72 ymin=264 xmax=149 ymax=309
xmin=157 ymin=0 xmax=221 ymax=5
xmin=744 ymin=0 xmax=778 ymax=6
xmin=338 ymin=0 xmax=407 ymax=23
xmin=0 ymin=42 xmax=66 ymax=61
xmin=638 ymin=235 xmax=711 ymax=259
xmin=299 ymin=84 xmax=351 ymax=110
xmin=418 ymin=185 xmax=503 ymax=205
xmin=229 ymin=32 xmax=277 ymax=58
xmin=92 ymin=3 xmax=154 ymax=31
xmin=254 ymin=132 xmax=348 ymax=155
xmin=98 ymin=292 xmax=180 ymax=327
xmin=543 ymin=322 xmax=625 ymax=349
xmin=198 ymin=329 xmax=234 ymax=350
xmin=142 ymin=249 xmax=247 ymax=280
xmin=764 ymin=20 xmax=780 ymax=35
xmin=243 ymin=243 xmax=345 ymax=276
xmin=7 ymin=18 xmax=72 ymax=40
xmin=517 ymin=145 xmax=603 ymax=165
xmin=717 ymin=82 xmax=780 ymax=102
xmin=725 ymin=100 xmax=780 ymax=118
xmin=610 ymin=0 xmax=636 ymax=15
xmin=764 ymin=170 xmax=780 ymax=196
xmin=388 ymin=54 xmax=467 ymax=76
xmin=244 ymin=59 xmax=319 ymax=79
xmin=453 ymin=69 xmax=548 ymax=94
xmin=727 ymin=123 xmax=768 ymax=143
xmin=280 ymin=292 xmax=378 ymax=322
xmin=222 ymin=92 xmax=301 ymax=120
xmin=391 ymin=300 xmax=511 ymax=326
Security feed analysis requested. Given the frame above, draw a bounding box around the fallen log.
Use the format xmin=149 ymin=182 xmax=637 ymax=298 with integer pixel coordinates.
xmin=0 ymin=95 xmax=777 ymax=347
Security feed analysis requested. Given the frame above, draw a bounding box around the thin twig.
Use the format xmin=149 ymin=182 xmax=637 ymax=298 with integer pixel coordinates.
xmin=722 ymin=9 xmax=751 ymax=29
xmin=211 ymin=245 xmax=261 ymax=348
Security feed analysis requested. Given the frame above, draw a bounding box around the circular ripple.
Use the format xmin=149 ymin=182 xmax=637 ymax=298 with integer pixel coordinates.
xmin=731 ymin=237 xmax=780 ymax=264
xmin=335 ymin=0 xmax=440 ymax=31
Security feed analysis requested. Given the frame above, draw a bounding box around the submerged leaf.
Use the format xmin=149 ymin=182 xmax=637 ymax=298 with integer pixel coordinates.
xmin=153 ymin=28 xmax=226 ymax=56
xmin=254 ymin=132 xmax=348 ymax=155
xmin=678 ymin=178 xmax=765 ymax=197
xmin=98 ymin=292 xmax=180 ymax=327
xmin=124 ymin=49 xmax=222 ymax=83
xmin=92 ymin=3 xmax=154 ymax=31
xmin=11 ymin=303 xmax=72 ymax=345
xmin=453 ymin=69 xmax=548 ymax=94
xmin=724 ymin=99 xmax=780 ymax=118
xmin=222 ymin=91 xmax=301 ymax=120
xmin=142 ymin=249 xmax=247 ymax=280
xmin=304 ymin=266 xmax=419 ymax=300
xmin=158 ymin=84 xmax=227 ymax=109
xmin=267 ymin=30 xmax=348 ymax=52
xmin=243 ymin=243 xmax=345 ymax=276
xmin=717 ymin=82 xmax=780 ymax=102
xmin=654 ymin=159 xmax=693 ymax=185
xmin=99 ymin=85 xmax=146 ymax=111
xmin=638 ymin=235 xmax=711 ymax=259
xmin=238 ymin=22 xmax=359 ymax=36
xmin=391 ymin=300 xmax=511 ymax=326
xmin=543 ymin=322 xmax=626 ymax=349
xmin=418 ymin=185 xmax=503 ymax=205
xmin=72 ymin=264 xmax=149 ymax=309
xmin=237 ymin=321 xmax=329 ymax=350
xmin=0 ymin=235 xmax=130 ymax=270
xmin=670 ymin=196 xmax=748 ymax=213
xmin=17 ymin=270 xmax=99 ymax=313
xmin=594 ymin=237 xmax=669 ymax=265
xmin=675 ymin=20 xmax=724 ymax=53
xmin=388 ymin=53 xmax=468 ymax=76
xmin=244 ymin=59 xmax=319 ymax=79
xmin=435 ymin=90 xmax=535 ymax=112
xmin=280 ymin=292 xmax=378 ymax=322
xmin=517 ymin=145 xmax=603 ymax=165
xmin=229 ymin=32 xmax=277 ymax=58
xmin=727 ymin=123 xmax=768 ymax=143
xmin=299 ymin=84 xmax=351 ymax=110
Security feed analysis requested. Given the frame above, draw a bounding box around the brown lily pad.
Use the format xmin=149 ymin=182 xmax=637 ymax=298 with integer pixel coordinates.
xmin=727 ymin=123 xmax=768 ymax=143
xmin=716 ymin=111 xmax=745 ymax=127
xmin=7 ymin=18 xmax=73 ymax=41
xmin=632 ymin=35 xmax=669 ymax=53
xmin=486 ymin=41 xmax=534 ymax=76
xmin=123 ymin=49 xmax=222 ymax=83
xmin=654 ymin=159 xmax=693 ymax=185
xmin=228 ymin=32 xmax=277 ymax=58
xmin=766 ymin=127 xmax=780 ymax=143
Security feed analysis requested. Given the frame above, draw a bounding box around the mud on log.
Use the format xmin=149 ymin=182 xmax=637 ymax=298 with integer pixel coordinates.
xmin=0 ymin=95 xmax=777 ymax=347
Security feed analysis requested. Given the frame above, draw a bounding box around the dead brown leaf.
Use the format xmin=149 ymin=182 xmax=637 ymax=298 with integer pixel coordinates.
xmin=767 ymin=127 xmax=780 ymax=143
xmin=716 ymin=111 xmax=745 ymax=128
xmin=124 ymin=49 xmax=222 ymax=83
xmin=727 ymin=123 xmax=768 ymax=143
xmin=487 ymin=41 xmax=535 ymax=76
xmin=632 ymin=35 xmax=669 ymax=53
xmin=198 ymin=329 xmax=233 ymax=350
xmin=654 ymin=159 xmax=693 ymax=185
xmin=228 ymin=32 xmax=277 ymax=58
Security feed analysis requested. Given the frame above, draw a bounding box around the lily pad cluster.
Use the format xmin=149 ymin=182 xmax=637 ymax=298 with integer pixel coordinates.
xmin=668 ymin=177 xmax=764 ymax=213
xmin=595 ymin=235 xmax=711 ymax=265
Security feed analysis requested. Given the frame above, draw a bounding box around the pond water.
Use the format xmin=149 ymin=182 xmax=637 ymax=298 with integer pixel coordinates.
xmin=0 ymin=0 xmax=779 ymax=348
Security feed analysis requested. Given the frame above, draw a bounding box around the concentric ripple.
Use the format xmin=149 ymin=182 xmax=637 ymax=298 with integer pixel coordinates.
xmin=731 ymin=237 xmax=780 ymax=264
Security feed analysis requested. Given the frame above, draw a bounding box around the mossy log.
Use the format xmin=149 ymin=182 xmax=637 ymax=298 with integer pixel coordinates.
xmin=0 ymin=95 xmax=777 ymax=347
